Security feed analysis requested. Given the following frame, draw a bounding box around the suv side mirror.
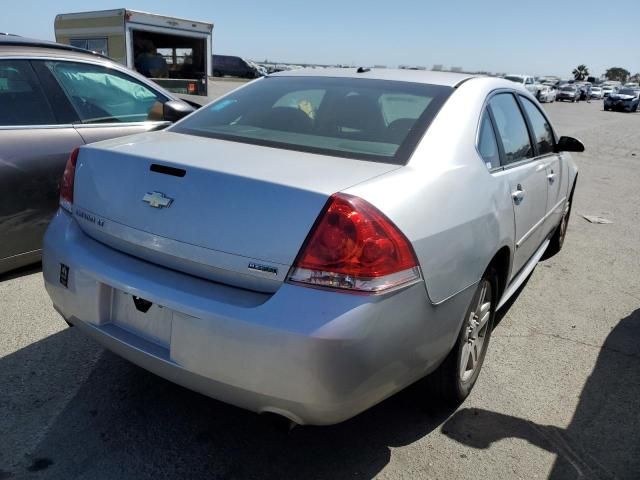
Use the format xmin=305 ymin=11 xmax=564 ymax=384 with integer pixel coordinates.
xmin=556 ymin=136 xmax=585 ymax=153
xmin=163 ymin=100 xmax=196 ymax=123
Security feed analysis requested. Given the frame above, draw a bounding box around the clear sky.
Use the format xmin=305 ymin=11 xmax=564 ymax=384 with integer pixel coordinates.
xmin=4 ymin=0 xmax=638 ymax=78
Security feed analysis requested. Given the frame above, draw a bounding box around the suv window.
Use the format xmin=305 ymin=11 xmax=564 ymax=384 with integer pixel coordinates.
xmin=478 ymin=111 xmax=500 ymax=169
xmin=44 ymin=61 xmax=165 ymax=124
xmin=488 ymin=93 xmax=534 ymax=165
xmin=0 ymin=60 xmax=56 ymax=126
xmin=520 ymin=96 xmax=555 ymax=155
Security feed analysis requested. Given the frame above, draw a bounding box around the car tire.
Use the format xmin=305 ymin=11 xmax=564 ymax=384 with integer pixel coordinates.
xmin=426 ymin=267 xmax=498 ymax=404
xmin=545 ymin=183 xmax=575 ymax=258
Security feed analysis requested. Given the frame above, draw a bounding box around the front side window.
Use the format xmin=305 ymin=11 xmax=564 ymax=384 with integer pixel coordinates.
xmin=520 ymin=97 xmax=555 ymax=155
xmin=45 ymin=61 xmax=165 ymax=124
xmin=477 ymin=111 xmax=500 ymax=169
xmin=171 ymin=76 xmax=452 ymax=164
xmin=488 ymin=93 xmax=534 ymax=165
xmin=0 ymin=60 xmax=56 ymax=126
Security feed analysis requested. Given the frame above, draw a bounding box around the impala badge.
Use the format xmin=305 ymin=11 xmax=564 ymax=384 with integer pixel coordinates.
xmin=143 ymin=191 xmax=173 ymax=209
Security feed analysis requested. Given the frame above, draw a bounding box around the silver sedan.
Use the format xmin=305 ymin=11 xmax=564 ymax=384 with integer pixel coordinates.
xmin=42 ymin=69 xmax=582 ymax=425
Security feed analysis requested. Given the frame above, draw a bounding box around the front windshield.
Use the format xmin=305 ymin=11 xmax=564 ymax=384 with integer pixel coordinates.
xmin=561 ymin=86 xmax=575 ymax=91
xmin=619 ymin=89 xmax=636 ymax=96
xmin=171 ymin=76 xmax=452 ymax=164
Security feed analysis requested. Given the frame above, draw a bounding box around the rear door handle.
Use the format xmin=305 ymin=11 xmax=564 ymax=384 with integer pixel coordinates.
xmin=547 ymin=170 xmax=557 ymax=183
xmin=512 ymin=184 xmax=525 ymax=205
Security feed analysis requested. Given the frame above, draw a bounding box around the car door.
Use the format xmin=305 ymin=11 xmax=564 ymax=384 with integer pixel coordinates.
xmin=0 ymin=59 xmax=85 ymax=266
xmin=488 ymin=92 xmax=547 ymax=276
xmin=32 ymin=60 xmax=171 ymax=144
xmin=519 ymin=95 xmax=568 ymax=239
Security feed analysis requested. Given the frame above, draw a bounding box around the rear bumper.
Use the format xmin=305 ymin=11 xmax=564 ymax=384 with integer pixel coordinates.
xmin=43 ymin=211 xmax=473 ymax=425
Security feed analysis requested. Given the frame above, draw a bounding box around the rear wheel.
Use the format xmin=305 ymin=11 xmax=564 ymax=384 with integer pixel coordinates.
xmin=427 ymin=268 xmax=498 ymax=403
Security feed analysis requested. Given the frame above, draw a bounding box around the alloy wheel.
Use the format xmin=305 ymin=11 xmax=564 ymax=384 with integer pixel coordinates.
xmin=459 ymin=279 xmax=492 ymax=382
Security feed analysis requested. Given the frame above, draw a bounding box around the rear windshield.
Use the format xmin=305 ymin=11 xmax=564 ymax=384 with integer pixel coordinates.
xmin=171 ymin=76 xmax=452 ymax=164
xmin=619 ymin=89 xmax=637 ymax=96
xmin=561 ymin=86 xmax=575 ymax=91
xmin=504 ymin=76 xmax=524 ymax=83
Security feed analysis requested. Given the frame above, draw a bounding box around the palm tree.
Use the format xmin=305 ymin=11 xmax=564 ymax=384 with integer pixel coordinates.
xmin=572 ymin=65 xmax=589 ymax=81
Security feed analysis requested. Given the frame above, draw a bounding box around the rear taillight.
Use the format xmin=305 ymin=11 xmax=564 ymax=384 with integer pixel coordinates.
xmin=60 ymin=147 xmax=79 ymax=212
xmin=287 ymin=193 xmax=421 ymax=293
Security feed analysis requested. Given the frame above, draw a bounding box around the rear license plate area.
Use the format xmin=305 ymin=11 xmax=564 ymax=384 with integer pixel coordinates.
xmin=111 ymin=290 xmax=172 ymax=347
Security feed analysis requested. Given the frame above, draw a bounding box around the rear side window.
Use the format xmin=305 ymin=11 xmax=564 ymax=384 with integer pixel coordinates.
xmin=520 ymin=97 xmax=555 ymax=155
xmin=0 ymin=60 xmax=56 ymax=126
xmin=488 ymin=93 xmax=533 ymax=165
xmin=172 ymin=76 xmax=452 ymax=164
xmin=477 ymin=111 xmax=500 ymax=169
xmin=44 ymin=61 xmax=166 ymax=124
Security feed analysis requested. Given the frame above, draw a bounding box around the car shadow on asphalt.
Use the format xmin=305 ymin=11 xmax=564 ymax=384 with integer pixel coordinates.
xmin=0 ymin=267 xmax=536 ymax=479
xmin=0 ymin=262 xmax=42 ymax=282
xmin=441 ymin=308 xmax=640 ymax=480
xmin=0 ymin=325 xmax=460 ymax=479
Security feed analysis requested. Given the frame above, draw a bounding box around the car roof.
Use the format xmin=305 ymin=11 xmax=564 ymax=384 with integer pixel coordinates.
xmin=269 ymin=67 xmax=478 ymax=87
xmin=0 ymin=35 xmax=106 ymax=59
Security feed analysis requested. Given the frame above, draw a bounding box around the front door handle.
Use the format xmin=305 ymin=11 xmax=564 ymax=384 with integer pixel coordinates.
xmin=512 ymin=184 xmax=525 ymax=205
xmin=547 ymin=170 xmax=557 ymax=183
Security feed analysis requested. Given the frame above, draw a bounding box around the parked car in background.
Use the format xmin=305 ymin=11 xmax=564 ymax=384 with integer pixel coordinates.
xmin=623 ymin=82 xmax=639 ymax=88
xmin=0 ymin=36 xmax=196 ymax=275
xmin=601 ymin=85 xmax=617 ymax=97
xmin=590 ymin=86 xmax=603 ymax=99
xmin=604 ymin=88 xmax=640 ymax=112
xmin=538 ymin=85 xmax=556 ymax=103
xmin=576 ymin=83 xmax=591 ymax=101
xmin=503 ymin=74 xmax=541 ymax=96
xmin=43 ymin=69 xmax=582 ymax=425
xmin=556 ymin=85 xmax=580 ymax=102
xmin=212 ymin=54 xmax=261 ymax=78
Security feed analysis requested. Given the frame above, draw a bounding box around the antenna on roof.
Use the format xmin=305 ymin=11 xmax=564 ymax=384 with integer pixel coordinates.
xmin=356 ymin=67 xmax=371 ymax=73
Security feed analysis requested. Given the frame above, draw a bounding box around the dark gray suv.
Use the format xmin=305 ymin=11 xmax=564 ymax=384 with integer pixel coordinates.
xmin=0 ymin=36 xmax=196 ymax=275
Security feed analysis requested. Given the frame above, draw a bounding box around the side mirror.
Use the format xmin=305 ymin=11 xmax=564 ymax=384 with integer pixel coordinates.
xmin=162 ymin=100 xmax=196 ymax=123
xmin=556 ymin=136 xmax=585 ymax=153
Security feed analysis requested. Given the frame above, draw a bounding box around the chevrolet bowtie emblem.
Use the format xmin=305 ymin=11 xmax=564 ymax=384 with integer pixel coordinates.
xmin=143 ymin=191 xmax=173 ymax=209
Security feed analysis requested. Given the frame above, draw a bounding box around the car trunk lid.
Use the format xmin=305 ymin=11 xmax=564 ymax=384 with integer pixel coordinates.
xmin=73 ymin=131 xmax=400 ymax=292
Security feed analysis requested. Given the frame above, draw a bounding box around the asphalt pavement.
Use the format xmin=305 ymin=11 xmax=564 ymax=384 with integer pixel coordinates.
xmin=1 ymin=94 xmax=639 ymax=480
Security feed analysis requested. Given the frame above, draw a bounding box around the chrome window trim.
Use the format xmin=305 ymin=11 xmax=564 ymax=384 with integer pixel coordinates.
xmin=73 ymin=121 xmax=171 ymax=129
xmin=0 ymin=121 xmax=170 ymax=130
xmin=0 ymin=124 xmax=73 ymax=130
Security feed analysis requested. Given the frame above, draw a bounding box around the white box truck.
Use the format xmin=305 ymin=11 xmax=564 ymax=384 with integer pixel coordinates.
xmin=55 ymin=9 xmax=213 ymax=96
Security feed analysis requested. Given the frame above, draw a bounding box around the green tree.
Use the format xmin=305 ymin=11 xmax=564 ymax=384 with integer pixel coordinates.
xmin=605 ymin=67 xmax=630 ymax=82
xmin=572 ymin=65 xmax=589 ymax=81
